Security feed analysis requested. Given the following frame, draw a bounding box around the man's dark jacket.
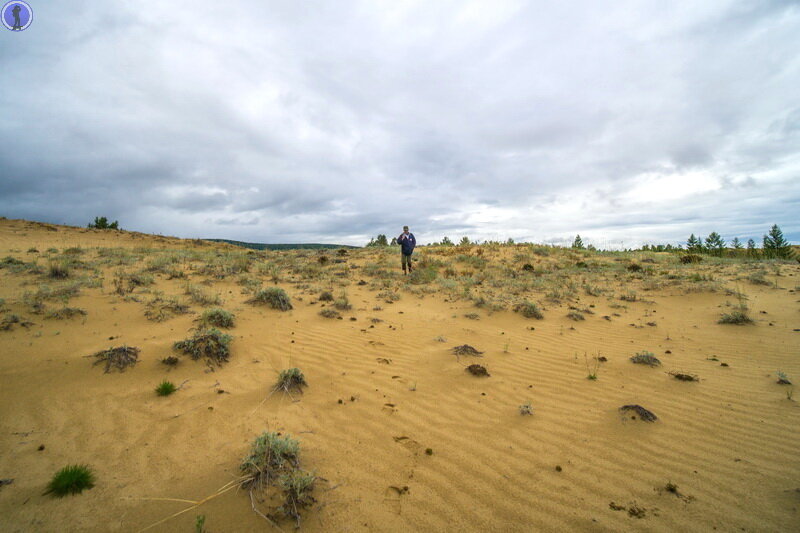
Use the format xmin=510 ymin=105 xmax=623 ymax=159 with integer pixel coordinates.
xmin=398 ymin=233 xmax=416 ymax=255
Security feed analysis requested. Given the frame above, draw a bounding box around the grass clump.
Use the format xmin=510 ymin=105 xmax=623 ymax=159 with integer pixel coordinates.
xmin=155 ymin=380 xmax=177 ymax=396
xmin=519 ymin=402 xmax=533 ymax=415
xmin=248 ymin=287 xmax=293 ymax=311
xmin=199 ymin=308 xmax=235 ymax=328
xmin=318 ymin=291 xmax=334 ymax=302
xmin=44 ymin=307 xmax=87 ymax=320
xmin=274 ymin=368 xmax=307 ymax=395
xmin=91 ymin=346 xmax=140 ymax=373
xmin=514 ymin=301 xmax=544 ymax=319
xmin=566 ymin=310 xmax=585 ymax=321
xmin=333 ymin=292 xmax=351 ymax=311
xmin=451 ymin=344 xmax=483 ymax=356
xmin=44 ymin=464 xmax=95 ymax=497
xmin=276 ymin=470 xmax=317 ymax=523
xmin=240 ymin=432 xmax=300 ymax=490
xmin=174 ymin=328 xmax=232 ymax=367
xmin=47 ymin=261 xmax=71 ymax=279
xmin=630 ymin=351 xmax=661 ymax=367
xmin=319 ymin=308 xmax=341 ymax=319
xmin=718 ymin=309 xmax=753 ymax=324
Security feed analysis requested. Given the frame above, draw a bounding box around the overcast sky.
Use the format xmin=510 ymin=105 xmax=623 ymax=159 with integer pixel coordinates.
xmin=1 ymin=1 xmax=798 ymax=247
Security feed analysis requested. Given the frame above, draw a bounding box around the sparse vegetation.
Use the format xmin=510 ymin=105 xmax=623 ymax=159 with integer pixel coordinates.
xmin=466 ymin=364 xmax=490 ymax=376
xmin=519 ymin=402 xmax=533 ymax=415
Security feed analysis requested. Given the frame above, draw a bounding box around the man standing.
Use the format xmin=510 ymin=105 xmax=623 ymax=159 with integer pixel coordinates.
xmin=11 ymin=4 xmax=21 ymax=30
xmin=397 ymin=225 xmax=416 ymax=274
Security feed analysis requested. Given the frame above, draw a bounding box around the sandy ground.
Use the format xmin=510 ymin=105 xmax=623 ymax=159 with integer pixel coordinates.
xmin=0 ymin=217 xmax=798 ymax=532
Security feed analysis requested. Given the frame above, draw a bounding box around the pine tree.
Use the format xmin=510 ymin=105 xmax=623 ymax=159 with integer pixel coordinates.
xmin=441 ymin=236 xmax=454 ymax=246
xmin=459 ymin=236 xmax=471 ymax=246
xmin=705 ymin=232 xmax=725 ymax=256
xmin=731 ymin=237 xmax=742 ymax=249
xmin=686 ymin=234 xmax=702 ymax=253
xmin=390 ymin=237 xmax=397 ymax=246
xmin=763 ymin=224 xmax=793 ymax=259
xmin=375 ymin=234 xmax=388 ymax=246
xmin=571 ymin=234 xmax=585 ymax=249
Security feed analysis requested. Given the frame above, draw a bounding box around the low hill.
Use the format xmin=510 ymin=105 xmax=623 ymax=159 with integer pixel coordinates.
xmin=204 ymin=238 xmax=359 ymax=251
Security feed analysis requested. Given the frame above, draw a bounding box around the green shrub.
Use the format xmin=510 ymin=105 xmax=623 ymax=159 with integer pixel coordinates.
xmin=514 ymin=301 xmax=543 ymax=319
xmin=200 ymin=308 xmax=235 ymax=328
xmin=630 ymin=351 xmax=661 ymax=366
xmin=248 ymin=287 xmax=293 ymax=311
xmin=719 ymin=310 xmax=753 ymax=324
xmin=241 ymin=432 xmax=300 ymax=488
xmin=155 ymin=380 xmax=177 ymax=396
xmin=319 ymin=308 xmax=341 ymax=319
xmin=274 ymin=368 xmax=307 ymax=394
xmin=48 ymin=261 xmax=71 ymax=279
xmin=276 ymin=470 xmax=317 ymax=523
xmin=173 ymin=328 xmax=232 ymax=366
xmin=44 ymin=464 xmax=95 ymax=497
xmin=319 ymin=291 xmax=334 ymax=302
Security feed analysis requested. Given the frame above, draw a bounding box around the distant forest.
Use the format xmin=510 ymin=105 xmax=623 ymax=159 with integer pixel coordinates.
xmin=205 ymin=239 xmax=358 ymax=251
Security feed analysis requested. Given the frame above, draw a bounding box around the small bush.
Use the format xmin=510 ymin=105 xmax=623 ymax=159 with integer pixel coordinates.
xmin=161 ymin=356 xmax=179 ymax=366
xmin=630 ymin=351 xmax=661 ymax=367
xmin=514 ymin=301 xmax=543 ymax=319
xmin=718 ymin=310 xmax=753 ymax=324
xmin=680 ymin=254 xmax=702 ymax=264
xmin=155 ymin=380 xmax=177 ymax=396
xmin=91 ymin=346 xmax=140 ymax=373
xmin=274 ymin=368 xmax=307 ymax=394
xmin=248 ymin=287 xmax=293 ymax=311
xmin=519 ymin=402 xmax=533 ymax=415
xmin=48 ymin=261 xmax=71 ymax=279
xmin=466 ymin=364 xmax=490 ymax=377
xmin=88 ymin=216 xmax=119 ymax=230
xmin=145 ymin=295 xmax=190 ymax=322
xmin=173 ymin=328 xmax=232 ymax=366
xmin=318 ymin=291 xmax=334 ymax=302
xmin=44 ymin=464 xmax=95 ymax=497
xmin=319 ymin=308 xmax=341 ymax=319
xmin=200 ymin=308 xmax=235 ymax=328
xmin=44 ymin=307 xmax=87 ymax=320
xmin=619 ymin=404 xmax=658 ymax=422
xmin=276 ymin=470 xmax=317 ymax=523
xmin=566 ymin=310 xmax=585 ymax=321
xmin=240 ymin=432 xmax=300 ymax=489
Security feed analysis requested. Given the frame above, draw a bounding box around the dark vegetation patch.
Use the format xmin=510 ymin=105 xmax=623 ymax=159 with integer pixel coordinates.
xmin=44 ymin=307 xmax=87 ymax=320
xmin=514 ymin=301 xmax=543 ymax=319
xmin=452 ymin=345 xmax=483 ymax=356
xmin=668 ymin=371 xmax=699 ymax=382
xmin=248 ymin=287 xmax=293 ymax=311
xmin=619 ymin=404 xmax=658 ymax=422
xmin=91 ymin=346 xmax=140 ymax=373
xmin=466 ymin=364 xmax=490 ymax=377
xmin=199 ymin=308 xmax=235 ymax=328
xmin=173 ymin=329 xmax=232 ymax=367
xmin=630 ymin=351 xmax=661 ymax=367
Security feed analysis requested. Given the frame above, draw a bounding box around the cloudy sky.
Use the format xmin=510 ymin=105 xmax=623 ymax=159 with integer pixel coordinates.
xmin=1 ymin=1 xmax=798 ymax=247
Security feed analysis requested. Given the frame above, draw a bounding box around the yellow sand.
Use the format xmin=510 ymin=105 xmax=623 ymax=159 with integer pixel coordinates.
xmin=0 ymin=217 xmax=798 ymax=532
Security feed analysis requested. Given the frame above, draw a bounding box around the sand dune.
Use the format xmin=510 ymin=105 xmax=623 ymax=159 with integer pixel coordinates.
xmin=0 ymin=217 xmax=798 ymax=532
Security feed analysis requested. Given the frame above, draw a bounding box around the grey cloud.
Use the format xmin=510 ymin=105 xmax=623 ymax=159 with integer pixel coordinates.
xmin=0 ymin=0 xmax=798 ymax=246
